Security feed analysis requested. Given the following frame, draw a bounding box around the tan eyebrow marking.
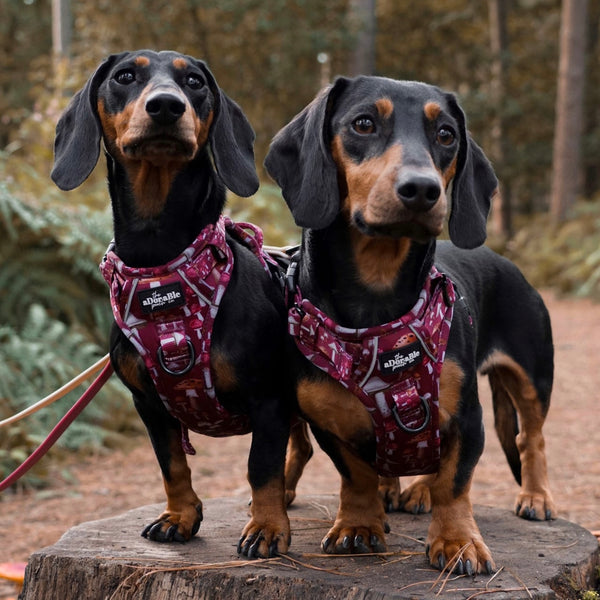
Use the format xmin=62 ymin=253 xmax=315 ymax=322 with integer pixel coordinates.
xmin=424 ymin=101 xmax=441 ymax=121
xmin=173 ymin=58 xmax=188 ymax=70
xmin=375 ymin=98 xmax=394 ymax=119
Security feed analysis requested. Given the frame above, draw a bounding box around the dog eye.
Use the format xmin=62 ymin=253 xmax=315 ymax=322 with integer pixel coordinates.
xmin=114 ymin=69 xmax=136 ymax=85
xmin=185 ymin=74 xmax=204 ymax=90
xmin=436 ymin=127 xmax=456 ymax=146
xmin=352 ymin=117 xmax=375 ymax=135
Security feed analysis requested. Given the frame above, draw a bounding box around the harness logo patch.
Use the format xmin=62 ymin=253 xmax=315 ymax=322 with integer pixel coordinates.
xmin=138 ymin=282 xmax=185 ymax=314
xmin=378 ymin=341 xmax=423 ymax=375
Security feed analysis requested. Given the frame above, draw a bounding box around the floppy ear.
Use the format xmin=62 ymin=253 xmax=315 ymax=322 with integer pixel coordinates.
xmin=51 ymin=54 xmax=124 ymax=191
xmin=197 ymin=62 xmax=259 ymax=198
xmin=264 ymin=77 xmax=350 ymax=230
xmin=446 ymin=94 xmax=498 ymax=249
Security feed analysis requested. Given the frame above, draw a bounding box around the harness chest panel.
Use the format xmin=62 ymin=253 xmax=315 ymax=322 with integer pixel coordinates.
xmin=100 ymin=217 xmax=275 ymax=445
xmin=288 ymin=268 xmax=455 ymax=477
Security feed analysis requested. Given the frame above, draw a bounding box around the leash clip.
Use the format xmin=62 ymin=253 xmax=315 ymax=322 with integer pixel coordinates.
xmin=391 ymin=397 xmax=431 ymax=434
xmin=157 ymin=338 xmax=195 ymax=376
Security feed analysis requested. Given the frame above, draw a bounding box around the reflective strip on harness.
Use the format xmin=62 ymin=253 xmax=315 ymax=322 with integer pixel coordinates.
xmin=288 ymin=267 xmax=455 ymax=477
xmin=100 ymin=217 xmax=277 ymax=448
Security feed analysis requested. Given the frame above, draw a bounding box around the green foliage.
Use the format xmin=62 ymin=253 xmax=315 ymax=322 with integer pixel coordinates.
xmin=0 ymin=184 xmax=135 ymax=491
xmin=3 ymin=0 xmax=600 ymax=209
xmin=504 ymin=199 xmax=600 ymax=300
xmin=228 ymin=184 xmax=300 ymax=247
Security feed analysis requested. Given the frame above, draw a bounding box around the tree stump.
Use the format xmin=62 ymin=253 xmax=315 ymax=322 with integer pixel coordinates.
xmin=20 ymin=495 xmax=599 ymax=599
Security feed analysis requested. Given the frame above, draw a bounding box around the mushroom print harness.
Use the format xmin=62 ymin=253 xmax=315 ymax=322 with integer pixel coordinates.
xmin=100 ymin=217 xmax=281 ymax=454
xmin=287 ymin=262 xmax=456 ymax=477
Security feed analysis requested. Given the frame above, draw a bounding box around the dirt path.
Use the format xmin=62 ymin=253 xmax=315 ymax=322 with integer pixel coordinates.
xmin=1 ymin=292 xmax=599 ymax=579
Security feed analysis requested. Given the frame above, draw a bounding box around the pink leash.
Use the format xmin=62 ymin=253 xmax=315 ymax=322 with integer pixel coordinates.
xmin=0 ymin=361 xmax=114 ymax=493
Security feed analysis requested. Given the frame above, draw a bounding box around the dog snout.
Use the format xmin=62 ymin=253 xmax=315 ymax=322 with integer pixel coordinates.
xmin=396 ymin=173 xmax=441 ymax=213
xmin=145 ymin=91 xmax=186 ymax=126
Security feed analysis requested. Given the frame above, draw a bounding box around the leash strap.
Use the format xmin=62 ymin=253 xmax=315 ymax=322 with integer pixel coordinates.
xmin=0 ymin=362 xmax=114 ymax=493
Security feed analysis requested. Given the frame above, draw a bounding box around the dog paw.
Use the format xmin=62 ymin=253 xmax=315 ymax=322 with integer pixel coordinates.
xmin=399 ymin=480 xmax=432 ymax=514
xmin=515 ymin=490 xmax=556 ymax=521
xmin=141 ymin=503 xmax=203 ymax=543
xmin=321 ymin=521 xmax=388 ymax=554
xmin=378 ymin=477 xmax=401 ymax=512
xmin=426 ymin=534 xmax=495 ymax=575
xmin=238 ymin=517 xmax=291 ymax=558
xmin=285 ymin=489 xmax=297 ymax=507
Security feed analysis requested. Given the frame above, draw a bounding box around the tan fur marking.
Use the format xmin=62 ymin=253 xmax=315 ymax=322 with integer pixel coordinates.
xmin=350 ymin=230 xmax=411 ymax=289
xmin=331 ymin=134 xmax=448 ymax=288
xmin=211 ymin=350 xmax=237 ymax=392
xmin=375 ymin=97 xmax=394 ymax=119
xmin=442 ymin=156 xmax=458 ymax=188
xmin=173 ymin=57 xmax=188 ymax=69
xmin=481 ymin=351 xmax=556 ymax=517
xmin=297 ymin=378 xmax=373 ymax=443
xmin=134 ymin=56 xmax=150 ymax=67
xmin=324 ymin=444 xmax=387 ymax=553
xmin=427 ymin=489 xmax=494 ymax=572
xmin=438 ymin=358 xmax=464 ymax=425
xmin=98 ymin=87 xmax=209 ymax=219
xmin=116 ymin=352 xmax=145 ymax=393
xmin=154 ymin=432 xmax=202 ymax=540
xmin=426 ymin=432 xmax=495 ymax=572
xmin=284 ymin=421 xmax=313 ymax=506
xmin=424 ymin=101 xmax=441 ymax=121
xmin=195 ymin=109 xmax=214 ymax=150
xmin=242 ymin=476 xmax=291 ymax=555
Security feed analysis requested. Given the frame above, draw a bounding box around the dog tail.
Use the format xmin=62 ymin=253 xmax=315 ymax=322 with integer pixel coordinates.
xmin=483 ymin=365 xmax=522 ymax=485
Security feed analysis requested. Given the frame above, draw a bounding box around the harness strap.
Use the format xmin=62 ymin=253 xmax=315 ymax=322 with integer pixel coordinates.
xmin=100 ymin=216 xmax=282 ymax=448
xmin=288 ymin=267 xmax=455 ymax=477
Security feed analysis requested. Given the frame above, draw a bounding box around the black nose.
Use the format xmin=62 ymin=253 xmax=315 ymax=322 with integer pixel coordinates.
xmin=145 ymin=92 xmax=186 ymax=125
xmin=397 ymin=174 xmax=441 ymax=212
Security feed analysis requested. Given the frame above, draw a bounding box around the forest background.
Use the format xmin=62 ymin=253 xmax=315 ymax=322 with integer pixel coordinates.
xmin=0 ymin=0 xmax=599 ymax=487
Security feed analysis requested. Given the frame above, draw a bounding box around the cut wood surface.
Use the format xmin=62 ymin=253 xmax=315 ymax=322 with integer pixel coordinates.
xmin=20 ymin=496 xmax=599 ymax=600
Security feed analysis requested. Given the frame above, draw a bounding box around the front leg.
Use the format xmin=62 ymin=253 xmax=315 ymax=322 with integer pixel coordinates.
xmin=238 ymin=398 xmax=291 ymax=558
xmin=297 ymin=377 xmax=387 ymax=554
xmin=112 ymin=339 xmax=203 ymax=543
xmin=426 ymin=363 xmax=494 ymax=574
xmin=134 ymin=392 xmax=203 ymax=543
xmin=323 ymin=446 xmax=387 ymax=554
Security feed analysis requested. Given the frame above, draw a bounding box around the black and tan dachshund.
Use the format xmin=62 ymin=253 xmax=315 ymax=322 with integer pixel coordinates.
xmin=265 ymin=76 xmax=555 ymax=574
xmin=51 ymin=50 xmax=292 ymax=558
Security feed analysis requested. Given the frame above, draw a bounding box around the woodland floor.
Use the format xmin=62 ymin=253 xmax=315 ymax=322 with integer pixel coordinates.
xmin=1 ymin=291 xmax=599 ymax=597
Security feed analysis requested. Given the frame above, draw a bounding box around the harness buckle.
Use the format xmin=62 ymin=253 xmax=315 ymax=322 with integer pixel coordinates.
xmin=391 ymin=397 xmax=431 ymax=434
xmin=285 ymin=252 xmax=300 ymax=296
xmin=441 ymin=274 xmax=455 ymax=307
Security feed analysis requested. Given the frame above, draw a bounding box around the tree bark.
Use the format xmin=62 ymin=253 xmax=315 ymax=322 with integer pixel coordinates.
xmin=347 ymin=0 xmax=376 ymax=76
xmin=488 ymin=0 xmax=512 ymax=238
xmin=550 ymin=0 xmax=589 ymax=222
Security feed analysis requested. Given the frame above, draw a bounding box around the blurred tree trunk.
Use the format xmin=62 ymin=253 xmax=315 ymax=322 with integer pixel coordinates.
xmin=52 ymin=0 xmax=71 ymax=92
xmin=582 ymin=4 xmax=599 ymax=198
xmin=487 ymin=0 xmax=512 ymax=238
xmin=550 ymin=0 xmax=589 ymax=222
xmin=347 ymin=0 xmax=376 ymax=76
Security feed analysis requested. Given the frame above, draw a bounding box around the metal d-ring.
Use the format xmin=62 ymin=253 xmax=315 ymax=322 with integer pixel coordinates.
xmin=157 ymin=340 xmax=195 ymax=376
xmin=392 ymin=397 xmax=431 ymax=434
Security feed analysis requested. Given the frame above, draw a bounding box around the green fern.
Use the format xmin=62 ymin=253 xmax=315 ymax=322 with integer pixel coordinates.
xmin=0 ymin=185 xmax=136 ymax=490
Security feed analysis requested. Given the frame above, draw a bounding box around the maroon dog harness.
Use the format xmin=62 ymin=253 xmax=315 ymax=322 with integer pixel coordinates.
xmin=288 ymin=267 xmax=455 ymax=477
xmin=100 ymin=216 xmax=278 ymax=453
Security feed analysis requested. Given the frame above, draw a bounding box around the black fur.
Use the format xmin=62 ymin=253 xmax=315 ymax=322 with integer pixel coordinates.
xmin=266 ymin=75 xmax=555 ymax=572
xmin=52 ymin=50 xmax=292 ymax=557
